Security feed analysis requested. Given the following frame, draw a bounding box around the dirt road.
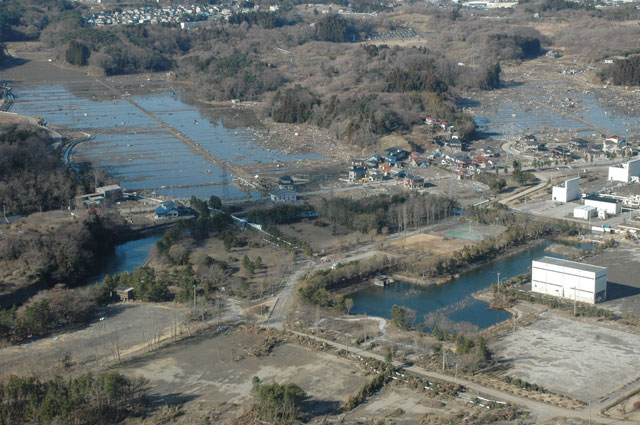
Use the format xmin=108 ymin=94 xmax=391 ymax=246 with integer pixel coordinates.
xmin=288 ymin=329 xmax=635 ymax=424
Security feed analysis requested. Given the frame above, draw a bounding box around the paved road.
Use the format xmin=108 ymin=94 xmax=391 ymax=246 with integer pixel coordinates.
xmin=288 ymin=329 xmax=635 ymax=424
xmin=499 ymin=161 xmax=626 ymax=206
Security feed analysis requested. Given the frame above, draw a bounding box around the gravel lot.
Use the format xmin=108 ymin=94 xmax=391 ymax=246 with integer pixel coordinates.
xmin=491 ymin=311 xmax=640 ymax=401
xmin=588 ymin=243 xmax=640 ymax=316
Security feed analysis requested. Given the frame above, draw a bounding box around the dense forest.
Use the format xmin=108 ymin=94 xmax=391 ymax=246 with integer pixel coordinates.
xmin=0 ymin=372 xmax=148 ymax=425
xmin=0 ymin=124 xmax=90 ymax=216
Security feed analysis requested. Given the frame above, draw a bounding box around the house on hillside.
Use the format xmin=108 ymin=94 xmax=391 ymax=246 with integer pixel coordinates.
xmin=114 ymin=287 xmax=134 ymax=302
xmin=154 ymin=201 xmax=191 ymax=219
xmin=409 ymin=152 xmax=428 ymax=167
xmin=269 ymin=189 xmax=297 ymax=203
xmin=348 ymin=166 xmax=366 ymax=182
xmin=96 ymin=184 xmax=122 ymax=199
xmin=385 ymin=147 xmax=409 ymax=161
xmin=404 ymin=175 xmax=425 ymax=189
xmin=603 ymin=136 xmax=626 ymax=153
xmin=278 ymin=175 xmax=294 ymax=189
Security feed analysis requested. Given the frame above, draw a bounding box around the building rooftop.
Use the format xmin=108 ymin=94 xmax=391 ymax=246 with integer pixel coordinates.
xmin=584 ymin=195 xmax=622 ymax=204
xmin=533 ymin=256 xmax=606 ymax=274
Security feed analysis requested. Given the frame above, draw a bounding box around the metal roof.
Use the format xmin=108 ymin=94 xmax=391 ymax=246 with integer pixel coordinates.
xmin=533 ymin=256 xmax=606 ymax=274
xmin=584 ymin=195 xmax=621 ymax=204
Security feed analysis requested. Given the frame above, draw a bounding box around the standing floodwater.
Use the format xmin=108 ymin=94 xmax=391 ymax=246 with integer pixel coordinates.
xmin=10 ymin=83 xmax=320 ymax=199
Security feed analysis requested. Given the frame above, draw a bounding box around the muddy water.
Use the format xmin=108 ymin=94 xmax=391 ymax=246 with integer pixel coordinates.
xmin=472 ymin=81 xmax=640 ymax=139
xmin=10 ymin=83 xmax=319 ymax=199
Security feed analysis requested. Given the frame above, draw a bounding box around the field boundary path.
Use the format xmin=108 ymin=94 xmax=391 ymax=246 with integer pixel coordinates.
xmin=91 ymin=78 xmax=258 ymax=193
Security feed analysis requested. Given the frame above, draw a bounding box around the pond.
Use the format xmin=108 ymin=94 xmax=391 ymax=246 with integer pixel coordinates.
xmin=87 ymin=234 xmax=162 ymax=285
xmin=349 ymin=241 xmax=592 ymax=330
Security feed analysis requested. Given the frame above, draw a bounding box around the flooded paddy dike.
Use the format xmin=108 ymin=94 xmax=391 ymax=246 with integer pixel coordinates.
xmin=9 ymin=77 xmax=323 ymax=200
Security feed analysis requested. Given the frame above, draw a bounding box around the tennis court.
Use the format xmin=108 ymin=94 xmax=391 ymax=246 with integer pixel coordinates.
xmin=437 ymin=224 xmax=483 ymax=241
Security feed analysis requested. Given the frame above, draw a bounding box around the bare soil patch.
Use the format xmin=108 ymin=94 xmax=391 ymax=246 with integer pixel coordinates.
xmin=388 ymin=233 xmax=469 ymax=256
xmin=119 ymin=327 xmax=368 ymax=423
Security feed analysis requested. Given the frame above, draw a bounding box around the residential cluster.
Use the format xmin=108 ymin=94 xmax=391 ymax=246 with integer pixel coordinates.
xmin=83 ymin=3 xmax=278 ymax=27
xmin=516 ymin=134 xmax=627 ymax=160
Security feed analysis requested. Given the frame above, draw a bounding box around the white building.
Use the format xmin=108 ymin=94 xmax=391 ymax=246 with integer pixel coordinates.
xmin=573 ymin=205 xmax=597 ymax=220
xmin=552 ymin=177 xmax=580 ymax=203
xmin=584 ymin=195 xmax=622 ymax=216
xmin=532 ymin=257 xmax=607 ymax=304
xmin=269 ymin=189 xmax=297 ymax=203
xmin=608 ymin=158 xmax=640 ymax=182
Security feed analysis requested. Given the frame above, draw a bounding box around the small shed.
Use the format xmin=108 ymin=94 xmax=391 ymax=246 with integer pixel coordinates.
xmin=114 ymin=287 xmax=134 ymax=302
xmin=573 ymin=205 xmax=597 ymax=220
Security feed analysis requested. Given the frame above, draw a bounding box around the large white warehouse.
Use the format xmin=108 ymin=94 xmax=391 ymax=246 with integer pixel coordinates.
xmin=584 ymin=195 xmax=622 ymax=216
xmin=552 ymin=177 xmax=580 ymax=203
xmin=531 ymin=257 xmax=607 ymax=304
xmin=608 ymin=158 xmax=640 ymax=182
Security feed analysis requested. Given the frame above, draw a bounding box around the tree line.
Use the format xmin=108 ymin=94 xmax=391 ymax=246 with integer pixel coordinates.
xmin=319 ymin=192 xmax=457 ymax=234
xmin=0 ymin=286 xmax=99 ymax=342
xmin=228 ymin=11 xmax=299 ymax=29
xmin=247 ymin=203 xmax=315 ymax=226
xmin=299 ymin=255 xmax=395 ymax=310
xmin=609 ymin=55 xmax=640 ymax=86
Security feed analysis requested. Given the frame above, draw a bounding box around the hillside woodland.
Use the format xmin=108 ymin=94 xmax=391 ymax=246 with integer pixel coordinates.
xmin=0 ymin=124 xmax=90 ymax=216
xmin=3 ymin=0 xmax=639 ymax=148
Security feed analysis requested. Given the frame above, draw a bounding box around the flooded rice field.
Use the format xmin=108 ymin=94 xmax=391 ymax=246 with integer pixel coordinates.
xmin=10 ymin=82 xmax=320 ymax=199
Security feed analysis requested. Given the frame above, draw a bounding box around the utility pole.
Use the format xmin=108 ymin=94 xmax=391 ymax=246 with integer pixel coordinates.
xmin=497 ymin=272 xmax=501 ymax=292
xmin=442 ymin=344 xmax=446 ymax=371
xmin=572 ymin=286 xmax=577 ymax=316
xmin=193 ymin=284 xmax=196 ymax=309
xmin=513 ymin=313 xmax=516 ymax=340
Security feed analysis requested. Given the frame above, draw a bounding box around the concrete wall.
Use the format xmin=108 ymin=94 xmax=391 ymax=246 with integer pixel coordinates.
xmin=531 ymin=260 xmax=607 ymax=304
xmin=552 ymin=177 xmax=580 ymax=203
xmin=608 ymin=158 xmax=640 ymax=182
xmin=608 ymin=165 xmax=629 ymax=182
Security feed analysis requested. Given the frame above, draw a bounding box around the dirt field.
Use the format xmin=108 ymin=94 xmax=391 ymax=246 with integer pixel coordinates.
xmin=388 ymin=233 xmax=469 ymax=255
xmin=491 ymin=311 xmax=640 ymax=402
xmin=118 ymin=327 xmax=369 ymax=423
xmin=344 ymin=383 xmax=527 ymax=424
xmin=0 ymin=302 xmax=187 ymax=378
xmin=343 ymin=385 xmax=439 ymax=424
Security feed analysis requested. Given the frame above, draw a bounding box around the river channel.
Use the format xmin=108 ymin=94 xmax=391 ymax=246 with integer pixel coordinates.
xmin=350 ymin=241 xmax=591 ymax=330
